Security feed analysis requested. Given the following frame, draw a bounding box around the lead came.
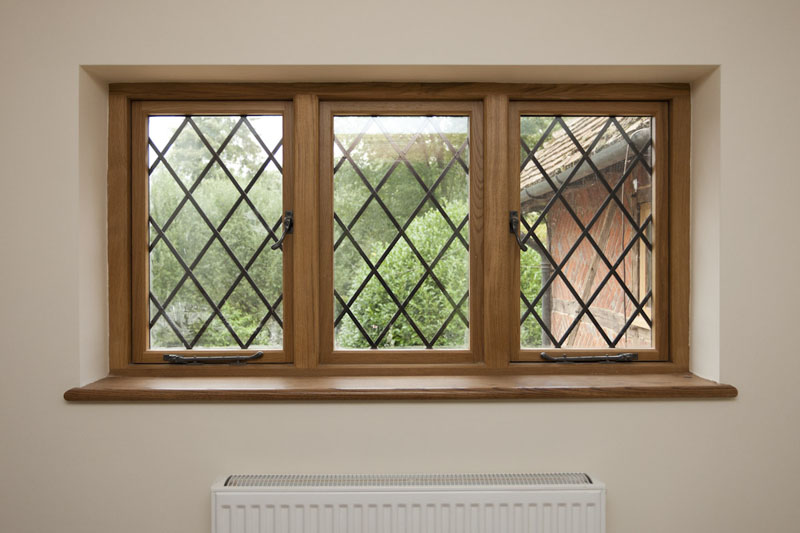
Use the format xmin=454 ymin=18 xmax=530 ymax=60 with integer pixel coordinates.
xmin=147 ymin=115 xmax=285 ymax=349
xmin=332 ymin=115 xmax=471 ymax=350
xmin=519 ymin=116 xmax=654 ymax=349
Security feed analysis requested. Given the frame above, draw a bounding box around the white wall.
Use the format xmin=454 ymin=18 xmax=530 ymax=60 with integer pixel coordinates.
xmin=1 ymin=1 xmax=798 ymax=532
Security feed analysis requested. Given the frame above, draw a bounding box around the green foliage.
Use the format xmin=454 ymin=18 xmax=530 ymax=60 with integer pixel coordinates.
xmin=518 ymin=116 xmax=553 ymax=346
xmin=332 ymin=117 xmax=470 ymax=349
xmin=148 ymin=114 xmax=545 ymax=352
xmin=520 ymin=116 xmax=556 ymax=167
xmin=519 ymin=217 xmax=548 ymax=347
xmin=520 ymin=247 xmax=544 ymax=347
xmin=148 ymin=116 xmax=283 ymax=349
xmin=332 ymin=123 xmax=469 ymax=302
xmin=336 ymin=200 xmax=469 ymax=349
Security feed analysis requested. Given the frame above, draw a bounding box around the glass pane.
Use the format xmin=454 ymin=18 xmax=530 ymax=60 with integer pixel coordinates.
xmin=519 ymin=115 xmax=654 ymax=349
xmin=147 ymin=114 xmax=284 ymax=350
xmin=333 ymin=115 xmax=470 ymax=350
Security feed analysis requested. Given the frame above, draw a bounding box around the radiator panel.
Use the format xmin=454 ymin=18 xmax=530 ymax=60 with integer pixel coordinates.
xmin=223 ymin=473 xmax=594 ymax=488
xmin=213 ymin=478 xmax=605 ymax=533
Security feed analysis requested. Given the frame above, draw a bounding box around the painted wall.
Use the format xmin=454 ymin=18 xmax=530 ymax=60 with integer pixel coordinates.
xmin=1 ymin=1 xmax=798 ymax=532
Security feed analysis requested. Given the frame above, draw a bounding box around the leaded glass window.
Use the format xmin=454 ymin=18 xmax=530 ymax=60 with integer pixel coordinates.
xmin=519 ymin=115 xmax=655 ymax=349
xmin=331 ymin=115 xmax=470 ymax=350
xmin=146 ymin=113 xmax=285 ymax=350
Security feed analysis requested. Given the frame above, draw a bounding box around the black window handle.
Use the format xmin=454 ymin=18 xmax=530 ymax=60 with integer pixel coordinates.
xmin=540 ymin=352 xmax=638 ymax=363
xmin=163 ymin=351 xmax=264 ymax=365
xmin=270 ymin=211 xmax=293 ymax=251
xmin=510 ymin=211 xmax=528 ymax=251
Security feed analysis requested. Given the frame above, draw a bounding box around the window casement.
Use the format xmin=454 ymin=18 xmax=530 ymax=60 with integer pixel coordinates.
xmin=65 ymin=83 xmax=738 ymax=401
xmin=132 ymin=101 xmax=293 ymax=364
xmin=319 ymin=102 xmax=483 ymax=365
xmin=511 ymin=102 xmax=667 ymax=361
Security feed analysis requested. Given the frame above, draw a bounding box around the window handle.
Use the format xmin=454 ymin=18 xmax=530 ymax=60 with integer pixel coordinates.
xmin=540 ymin=352 xmax=638 ymax=363
xmin=163 ymin=351 xmax=264 ymax=365
xmin=510 ymin=211 xmax=528 ymax=251
xmin=270 ymin=211 xmax=294 ymax=251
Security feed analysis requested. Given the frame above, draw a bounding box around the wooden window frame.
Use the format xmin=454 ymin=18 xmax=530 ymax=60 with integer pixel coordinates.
xmin=64 ymin=82 xmax=737 ymax=401
xmin=318 ymin=101 xmax=483 ymax=365
xmin=131 ymin=100 xmax=294 ymax=364
xmin=509 ymin=101 xmax=669 ymax=363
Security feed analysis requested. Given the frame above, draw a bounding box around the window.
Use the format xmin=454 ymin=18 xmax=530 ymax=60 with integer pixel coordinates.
xmin=512 ymin=103 xmax=666 ymax=360
xmin=66 ymin=83 xmax=737 ymax=400
xmin=133 ymin=102 xmax=292 ymax=363
xmin=319 ymin=102 xmax=482 ymax=364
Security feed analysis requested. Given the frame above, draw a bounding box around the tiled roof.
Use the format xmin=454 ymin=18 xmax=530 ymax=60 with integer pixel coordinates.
xmin=520 ymin=116 xmax=649 ymax=192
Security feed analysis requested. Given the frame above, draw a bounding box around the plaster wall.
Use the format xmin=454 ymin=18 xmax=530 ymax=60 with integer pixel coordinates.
xmin=1 ymin=1 xmax=798 ymax=531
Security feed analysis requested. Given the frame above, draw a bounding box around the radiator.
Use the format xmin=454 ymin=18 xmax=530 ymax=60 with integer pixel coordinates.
xmin=212 ymin=473 xmax=605 ymax=533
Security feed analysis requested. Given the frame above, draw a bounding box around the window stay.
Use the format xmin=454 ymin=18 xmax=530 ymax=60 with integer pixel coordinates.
xmin=163 ymin=352 xmax=264 ymax=365
xmin=540 ymin=352 xmax=638 ymax=363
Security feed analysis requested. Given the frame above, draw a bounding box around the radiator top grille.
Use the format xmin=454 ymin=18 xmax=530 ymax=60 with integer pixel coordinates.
xmin=224 ymin=473 xmax=593 ymax=488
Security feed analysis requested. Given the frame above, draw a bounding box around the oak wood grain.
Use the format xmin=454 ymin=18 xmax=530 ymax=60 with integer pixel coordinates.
xmin=108 ymin=94 xmax=132 ymax=371
xmin=129 ymin=101 xmax=294 ymax=363
xmin=107 ymin=360 xmax=693 ymax=377
xmin=99 ymin=82 xmax=700 ymax=388
xmin=669 ymin=94 xmax=691 ymax=371
xmin=130 ymin=102 xmax=148 ymax=361
xmin=484 ymin=95 xmax=513 ymax=368
xmin=109 ymin=83 xmax=689 ymax=102
xmin=654 ymin=102 xmax=671 ymax=362
xmin=318 ymin=101 xmax=483 ymax=365
xmin=65 ymin=373 xmax=737 ymax=401
xmin=292 ymin=95 xmax=320 ymax=369
xmin=508 ymin=101 xmax=671 ymax=363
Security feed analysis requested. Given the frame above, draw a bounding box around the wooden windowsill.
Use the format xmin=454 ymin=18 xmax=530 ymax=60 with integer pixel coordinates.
xmin=64 ymin=373 xmax=737 ymax=401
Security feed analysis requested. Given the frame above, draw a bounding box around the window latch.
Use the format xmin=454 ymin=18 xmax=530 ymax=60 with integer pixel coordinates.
xmin=510 ymin=211 xmax=528 ymax=251
xmin=163 ymin=351 xmax=264 ymax=365
xmin=270 ymin=211 xmax=294 ymax=251
xmin=540 ymin=352 xmax=638 ymax=363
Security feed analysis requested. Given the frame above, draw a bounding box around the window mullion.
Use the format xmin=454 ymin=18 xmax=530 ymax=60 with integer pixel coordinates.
xmin=291 ymin=94 xmax=320 ymax=369
xmin=483 ymin=94 xmax=515 ymax=368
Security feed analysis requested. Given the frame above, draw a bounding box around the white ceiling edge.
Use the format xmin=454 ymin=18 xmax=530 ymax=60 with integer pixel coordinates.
xmin=82 ymin=65 xmax=717 ymax=84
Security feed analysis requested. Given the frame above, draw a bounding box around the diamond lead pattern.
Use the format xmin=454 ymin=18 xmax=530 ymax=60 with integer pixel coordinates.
xmin=147 ymin=115 xmax=285 ymax=349
xmin=519 ymin=116 xmax=654 ymax=349
xmin=333 ymin=116 xmax=470 ymax=349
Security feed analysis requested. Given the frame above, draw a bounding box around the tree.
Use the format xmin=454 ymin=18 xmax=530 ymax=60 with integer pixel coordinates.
xmin=520 ymin=241 xmax=545 ymax=347
xmin=518 ymin=116 xmax=554 ymax=347
xmin=332 ymin=117 xmax=470 ymax=348
xmin=149 ymin=115 xmax=284 ymax=348
xmin=148 ymin=113 xmax=544 ymax=351
xmin=337 ymin=200 xmax=469 ymax=349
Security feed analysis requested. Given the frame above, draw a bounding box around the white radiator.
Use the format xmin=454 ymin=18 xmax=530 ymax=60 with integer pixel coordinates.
xmin=212 ymin=473 xmax=605 ymax=533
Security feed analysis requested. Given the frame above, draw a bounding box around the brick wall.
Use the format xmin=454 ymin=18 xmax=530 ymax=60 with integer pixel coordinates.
xmin=545 ymin=162 xmax=652 ymax=348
